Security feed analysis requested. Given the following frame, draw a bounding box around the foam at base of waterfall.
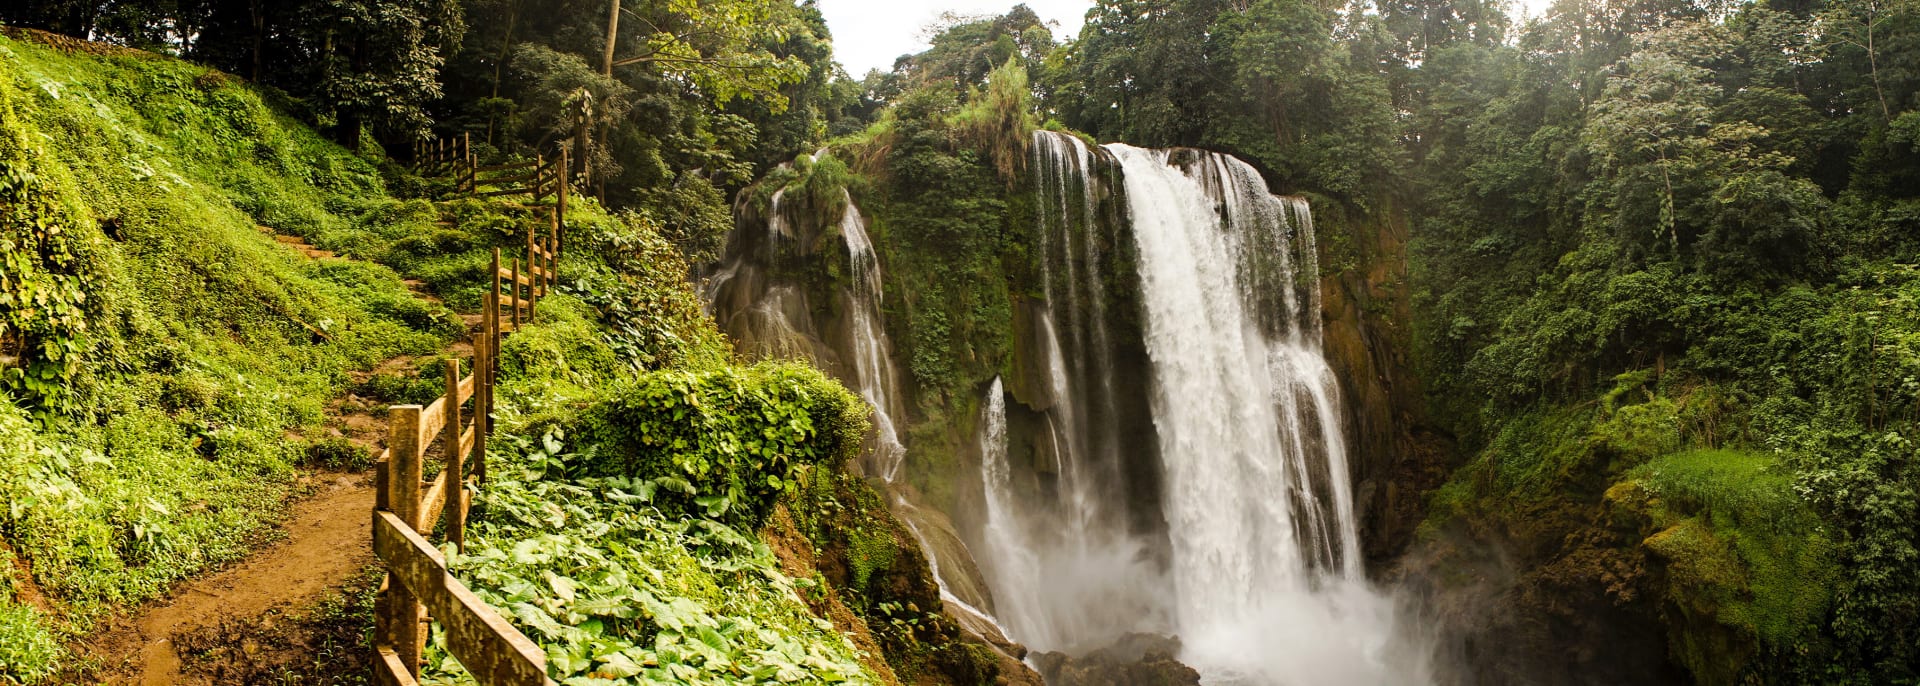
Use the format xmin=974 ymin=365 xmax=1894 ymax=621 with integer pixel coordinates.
xmin=1177 ymin=579 xmax=1431 ymax=686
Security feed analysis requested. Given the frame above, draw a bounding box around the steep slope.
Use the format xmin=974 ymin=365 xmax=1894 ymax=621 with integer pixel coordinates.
xmin=0 ymin=30 xmax=465 ymax=681
xmin=1 ymin=30 xmax=1018 ymax=686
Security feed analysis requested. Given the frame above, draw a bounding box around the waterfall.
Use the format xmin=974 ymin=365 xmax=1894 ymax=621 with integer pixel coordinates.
xmin=837 ymin=194 xmax=908 ymax=482
xmin=1109 ymin=143 xmax=1421 ymax=684
xmin=973 ymin=378 xmax=1041 ymax=635
xmin=711 ymin=140 xmax=1427 ymax=684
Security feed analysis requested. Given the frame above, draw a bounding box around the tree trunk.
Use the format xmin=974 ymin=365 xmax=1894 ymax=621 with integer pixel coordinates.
xmin=250 ymin=0 xmax=265 ymax=82
xmin=603 ymin=0 xmax=620 ymax=76
xmin=489 ymin=0 xmax=521 ymax=144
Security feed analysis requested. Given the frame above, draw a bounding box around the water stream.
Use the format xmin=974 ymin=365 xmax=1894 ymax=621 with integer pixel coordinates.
xmin=1112 ymin=143 xmax=1419 ymax=683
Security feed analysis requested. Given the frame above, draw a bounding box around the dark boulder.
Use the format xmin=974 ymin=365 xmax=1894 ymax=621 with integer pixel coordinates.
xmin=1033 ymin=633 xmax=1202 ymax=686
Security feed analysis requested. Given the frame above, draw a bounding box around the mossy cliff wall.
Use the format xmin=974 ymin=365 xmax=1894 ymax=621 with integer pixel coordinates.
xmin=1310 ymin=200 xmax=1454 ymax=567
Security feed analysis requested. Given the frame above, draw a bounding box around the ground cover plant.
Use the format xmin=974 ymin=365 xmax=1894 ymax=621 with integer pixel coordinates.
xmin=0 ymin=33 xmax=459 ymax=678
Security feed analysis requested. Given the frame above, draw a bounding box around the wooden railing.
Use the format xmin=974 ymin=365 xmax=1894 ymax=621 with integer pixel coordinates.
xmin=370 ymin=304 xmax=555 ymax=685
xmin=371 ymin=154 xmax=569 ymax=682
xmin=465 ymin=152 xmax=565 ymax=200
xmin=414 ymin=133 xmax=472 ymax=179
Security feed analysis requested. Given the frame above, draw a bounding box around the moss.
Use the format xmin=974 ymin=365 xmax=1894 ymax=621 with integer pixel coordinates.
xmin=846 ymin=517 xmax=900 ymax=592
xmin=1419 ymin=384 xmax=1841 ymax=685
xmin=787 ymin=466 xmax=991 ymax=684
xmin=1630 ymin=449 xmax=1835 ymax=646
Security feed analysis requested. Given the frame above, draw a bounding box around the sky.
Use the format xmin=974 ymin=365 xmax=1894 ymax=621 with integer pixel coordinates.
xmin=816 ymin=0 xmax=1093 ymax=76
xmin=816 ymin=0 xmax=1560 ymax=77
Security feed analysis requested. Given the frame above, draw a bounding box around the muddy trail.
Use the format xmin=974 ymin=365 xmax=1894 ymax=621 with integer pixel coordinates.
xmin=71 ymin=228 xmax=479 ymax=684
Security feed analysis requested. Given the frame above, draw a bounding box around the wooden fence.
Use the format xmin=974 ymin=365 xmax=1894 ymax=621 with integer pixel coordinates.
xmin=413 ymin=133 xmax=472 ymax=179
xmin=412 ymin=133 xmax=568 ymax=208
xmin=373 ymin=141 xmax=572 ymax=685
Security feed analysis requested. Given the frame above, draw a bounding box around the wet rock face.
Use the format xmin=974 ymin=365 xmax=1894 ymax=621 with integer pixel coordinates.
xmin=1032 ymin=633 xmax=1202 ymax=686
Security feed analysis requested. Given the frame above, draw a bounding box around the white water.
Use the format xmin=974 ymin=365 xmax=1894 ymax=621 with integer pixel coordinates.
xmin=961 ymin=134 xmax=1175 ymax=655
xmin=1109 ymin=143 xmax=1425 ymax=684
xmin=711 ymin=142 xmax=1428 ymax=684
xmin=837 ymin=193 xmax=908 ymax=482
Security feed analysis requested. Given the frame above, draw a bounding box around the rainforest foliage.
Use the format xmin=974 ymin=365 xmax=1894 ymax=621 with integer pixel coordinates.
xmin=0 ymin=19 xmax=983 ymax=685
xmin=5 ymin=0 xmax=1920 ymax=683
xmin=752 ymin=0 xmax=1920 ymax=682
xmin=0 ymin=32 xmax=455 ymax=679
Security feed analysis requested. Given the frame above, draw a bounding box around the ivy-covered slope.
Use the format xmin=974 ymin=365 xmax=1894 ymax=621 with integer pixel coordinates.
xmin=0 ymin=31 xmax=460 ymax=680
xmin=414 ymin=206 xmax=1008 ymax=684
xmin=0 ymin=31 xmax=965 ymax=686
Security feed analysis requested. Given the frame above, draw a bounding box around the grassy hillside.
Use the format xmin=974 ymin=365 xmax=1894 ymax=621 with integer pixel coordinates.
xmin=0 ymin=31 xmax=459 ymax=679
xmin=0 ymin=30 xmax=1009 ymax=685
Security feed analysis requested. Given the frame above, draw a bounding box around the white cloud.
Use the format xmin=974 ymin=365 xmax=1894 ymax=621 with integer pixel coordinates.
xmin=816 ymin=0 xmax=1094 ymax=76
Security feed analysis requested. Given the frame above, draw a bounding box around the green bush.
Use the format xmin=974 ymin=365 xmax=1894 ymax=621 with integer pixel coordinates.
xmin=434 ymin=464 xmax=876 ymax=685
xmin=1630 ymin=449 xmax=1836 ymax=645
xmin=0 ymin=598 xmax=60 ymax=685
xmin=571 ymin=362 xmax=869 ymax=528
xmin=352 ymin=365 xmax=445 ymax=407
xmin=303 ymin=437 xmax=372 ymax=471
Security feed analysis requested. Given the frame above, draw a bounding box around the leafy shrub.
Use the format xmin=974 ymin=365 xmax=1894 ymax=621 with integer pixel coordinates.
xmin=352 ymin=365 xmax=444 ymax=407
xmin=0 ymin=51 xmax=118 ymax=417
xmin=0 ymin=597 xmax=60 ymax=685
xmin=493 ymin=295 xmax=623 ymax=389
xmin=365 ymin=292 xmax=465 ymax=339
xmin=303 ymin=437 xmax=371 ymax=471
xmin=566 ymin=210 xmax=729 ymax=371
xmin=434 ymin=467 xmax=876 ymax=685
xmin=571 ymin=362 xmax=869 ymax=528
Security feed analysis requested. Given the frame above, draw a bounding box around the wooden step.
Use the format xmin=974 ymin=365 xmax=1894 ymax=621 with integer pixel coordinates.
xmin=274 ymin=235 xmax=306 ymax=244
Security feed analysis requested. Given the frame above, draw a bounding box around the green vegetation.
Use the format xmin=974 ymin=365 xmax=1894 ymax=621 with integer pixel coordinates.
xmin=8 ymin=0 xmax=1920 ymax=680
xmin=430 ymin=440 xmax=877 ymax=685
xmin=570 ymin=363 xmax=869 ymax=528
xmin=412 ymin=218 xmax=921 ymax=683
xmin=0 ymin=32 xmax=458 ymax=676
xmin=1627 ymin=449 xmax=1835 ymax=648
xmin=0 ymin=4 xmax=1009 ymax=685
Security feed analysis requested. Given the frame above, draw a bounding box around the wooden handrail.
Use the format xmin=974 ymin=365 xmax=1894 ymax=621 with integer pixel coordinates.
xmin=373 ymin=512 xmax=552 ymax=685
xmin=371 ymin=215 xmax=567 ymax=681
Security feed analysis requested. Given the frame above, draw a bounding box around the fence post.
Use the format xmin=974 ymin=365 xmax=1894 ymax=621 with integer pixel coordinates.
xmin=557 ymin=148 xmax=569 ymax=262
xmin=383 ymin=405 xmax=425 ymax=676
xmin=546 ymin=218 xmax=559 ymax=296
xmin=510 ymin=257 xmax=522 ymax=330
xmin=444 ymin=358 xmax=467 ymax=552
xmin=474 ymin=318 xmax=491 ymax=487
xmin=525 ymin=227 xmax=540 ymax=306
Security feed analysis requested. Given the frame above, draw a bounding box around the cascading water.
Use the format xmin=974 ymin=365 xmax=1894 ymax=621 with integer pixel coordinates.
xmin=964 ymin=133 xmax=1170 ymax=655
xmin=1109 ymin=143 xmax=1422 ymax=683
xmin=836 ymin=194 xmax=909 ymax=482
xmin=710 ymin=139 xmax=1428 ymax=684
xmin=963 ymin=133 xmax=1429 ymax=684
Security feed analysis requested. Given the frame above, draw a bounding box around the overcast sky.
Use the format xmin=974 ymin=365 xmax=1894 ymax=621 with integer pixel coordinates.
xmin=816 ymin=0 xmax=1559 ymax=77
xmin=816 ymin=0 xmax=1093 ymax=76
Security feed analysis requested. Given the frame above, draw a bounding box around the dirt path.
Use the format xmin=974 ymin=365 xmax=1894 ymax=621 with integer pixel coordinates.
xmin=105 ymin=477 xmax=375 ymax=684
xmin=74 ymin=228 xmax=472 ymax=683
